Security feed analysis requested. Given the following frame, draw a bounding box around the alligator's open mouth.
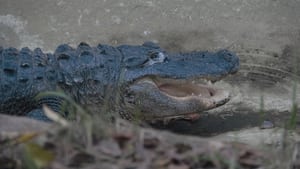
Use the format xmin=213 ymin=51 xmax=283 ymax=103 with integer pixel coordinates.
xmin=131 ymin=77 xmax=230 ymax=121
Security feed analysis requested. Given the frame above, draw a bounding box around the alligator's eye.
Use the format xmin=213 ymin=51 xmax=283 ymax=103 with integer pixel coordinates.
xmin=145 ymin=51 xmax=167 ymax=65
xmin=149 ymin=51 xmax=159 ymax=59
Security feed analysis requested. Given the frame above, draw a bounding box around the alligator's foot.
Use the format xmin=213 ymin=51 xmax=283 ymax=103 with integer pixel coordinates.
xmin=26 ymin=109 xmax=54 ymax=122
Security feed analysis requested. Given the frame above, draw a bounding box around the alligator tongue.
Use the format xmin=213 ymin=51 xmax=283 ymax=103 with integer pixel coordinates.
xmin=151 ymin=77 xmax=230 ymax=104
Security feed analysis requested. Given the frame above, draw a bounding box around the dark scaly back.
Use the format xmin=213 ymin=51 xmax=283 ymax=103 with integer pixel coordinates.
xmin=0 ymin=42 xmax=123 ymax=116
xmin=0 ymin=46 xmax=55 ymax=115
xmin=53 ymin=42 xmax=123 ymax=108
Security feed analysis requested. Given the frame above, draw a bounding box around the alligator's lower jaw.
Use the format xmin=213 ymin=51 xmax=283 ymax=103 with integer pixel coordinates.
xmin=131 ymin=77 xmax=230 ymax=121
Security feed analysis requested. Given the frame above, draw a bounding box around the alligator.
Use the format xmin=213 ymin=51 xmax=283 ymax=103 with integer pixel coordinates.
xmin=0 ymin=42 xmax=239 ymax=121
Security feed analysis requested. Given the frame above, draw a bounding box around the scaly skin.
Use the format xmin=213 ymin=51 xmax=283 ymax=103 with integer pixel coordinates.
xmin=0 ymin=42 xmax=239 ymax=121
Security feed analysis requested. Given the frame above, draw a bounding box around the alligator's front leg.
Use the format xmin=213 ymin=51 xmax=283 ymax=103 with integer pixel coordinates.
xmin=26 ymin=96 xmax=70 ymax=122
xmin=26 ymin=109 xmax=52 ymax=121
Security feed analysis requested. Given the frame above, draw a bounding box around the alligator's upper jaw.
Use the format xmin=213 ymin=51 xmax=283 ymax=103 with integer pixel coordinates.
xmin=128 ymin=77 xmax=230 ymax=121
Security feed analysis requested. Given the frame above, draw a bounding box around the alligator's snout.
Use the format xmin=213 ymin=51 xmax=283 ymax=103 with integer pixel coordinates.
xmin=216 ymin=49 xmax=240 ymax=74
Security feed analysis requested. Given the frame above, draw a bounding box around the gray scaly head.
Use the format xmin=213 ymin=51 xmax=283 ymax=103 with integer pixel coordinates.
xmin=117 ymin=42 xmax=239 ymax=120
